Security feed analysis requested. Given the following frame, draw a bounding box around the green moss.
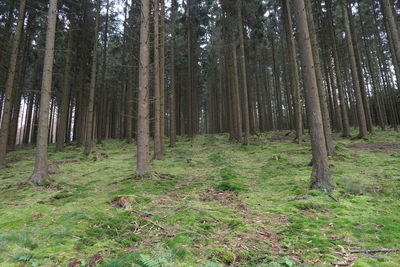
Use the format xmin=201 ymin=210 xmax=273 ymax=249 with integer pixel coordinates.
xmin=0 ymin=132 xmax=399 ymax=266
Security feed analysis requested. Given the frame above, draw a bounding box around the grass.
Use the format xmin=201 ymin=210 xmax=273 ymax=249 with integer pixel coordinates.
xmin=0 ymin=129 xmax=399 ymax=266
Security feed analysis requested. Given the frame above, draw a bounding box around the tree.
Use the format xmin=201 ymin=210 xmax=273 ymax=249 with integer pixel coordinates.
xmin=169 ymin=0 xmax=178 ymax=147
xmin=154 ymin=0 xmax=162 ymax=160
xmin=341 ymin=0 xmax=368 ymax=137
xmin=380 ymin=0 xmax=400 ymax=84
xmin=293 ymin=0 xmax=334 ymax=191
xmin=326 ymin=0 xmax=351 ymax=137
xmin=136 ymin=0 xmax=151 ymax=176
xmin=56 ymin=12 xmax=75 ymax=152
xmin=27 ymin=0 xmax=58 ymax=185
xmin=282 ymin=0 xmax=302 ymax=144
xmin=84 ymin=0 xmax=101 ymax=156
xmin=305 ymin=0 xmax=334 ymax=155
xmin=237 ymin=0 xmax=250 ymax=145
xmin=159 ymin=0 xmax=166 ymax=155
xmin=0 ymin=0 xmax=26 ymax=167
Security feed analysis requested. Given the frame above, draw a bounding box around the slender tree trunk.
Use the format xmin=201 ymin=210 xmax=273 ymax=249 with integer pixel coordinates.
xmin=348 ymin=8 xmax=374 ymax=132
xmin=160 ymin=0 xmax=166 ymax=154
xmin=27 ymin=0 xmax=58 ymax=185
xmin=153 ymin=0 xmax=162 ymax=160
xmin=23 ymin=92 xmax=34 ymax=144
xmin=326 ymin=0 xmax=351 ymax=137
xmin=187 ymin=0 xmax=195 ymax=138
xmin=341 ymin=0 xmax=368 ymax=137
xmin=0 ymin=1 xmax=15 ymax=91
xmin=237 ymin=0 xmax=250 ymax=145
xmin=84 ymin=0 xmax=101 ymax=156
xmin=380 ymin=0 xmax=400 ymax=84
xmin=293 ymin=0 xmax=334 ymax=192
xmin=0 ymin=0 xmax=26 ymax=167
xmin=305 ymin=0 xmax=334 ymax=155
xmin=169 ymin=0 xmax=177 ymax=147
xmin=56 ymin=19 xmax=75 ymax=152
xmin=282 ymin=0 xmax=303 ymax=144
xmin=97 ymin=0 xmax=109 ymax=144
xmin=136 ymin=0 xmax=151 ymax=176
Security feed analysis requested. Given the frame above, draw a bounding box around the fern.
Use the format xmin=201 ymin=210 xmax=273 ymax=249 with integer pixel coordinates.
xmin=139 ymin=254 xmax=160 ymax=267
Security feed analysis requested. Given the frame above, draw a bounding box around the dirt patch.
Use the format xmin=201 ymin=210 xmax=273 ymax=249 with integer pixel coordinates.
xmin=346 ymin=142 xmax=399 ymax=152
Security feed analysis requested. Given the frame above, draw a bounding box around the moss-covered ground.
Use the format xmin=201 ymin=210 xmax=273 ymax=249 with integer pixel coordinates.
xmin=0 ymin=130 xmax=399 ymax=266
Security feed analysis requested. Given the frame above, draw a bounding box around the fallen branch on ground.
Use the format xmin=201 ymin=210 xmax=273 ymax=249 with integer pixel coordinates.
xmin=350 ymin=248 xmax=400 ymax=254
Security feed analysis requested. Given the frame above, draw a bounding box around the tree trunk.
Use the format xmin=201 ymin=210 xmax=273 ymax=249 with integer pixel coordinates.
xmin=0 ymin=0 xmax=26 ymax=167
xmin=56 ymin=18 xmax=75 ymax=152
xmin=305 ymin=0 xmax=334 ymax=155
xmin=160 ymin=0 xmax=166 ymax=154
xmin=282 ymin=0 xmax=303 ymax=144
xmin=136 ymin=0 xmax=151 ymax=176
xmin=169 ymin=0 xmax=178 ymax=147
xmin=237 ymin=0 xmax=250 ymax=145
xmin=27 ymin=0 xmax=58 ymax=185
xmin=153 ymin=0 xmax=162 ymax=160
xmin=341 ymin=0 xmax=368 ymax=137
xmin=293 ymin=0 xmax=334 ymax=192
xmin=380 ymin=0 xmax=400 ymax=85
xmin=348 ymin=7 xmax=373 ymax=133
xmin=326 ymin=0 xmax=351 ymax=137
xmin=84 ymin=0 xmax=101 ymax=156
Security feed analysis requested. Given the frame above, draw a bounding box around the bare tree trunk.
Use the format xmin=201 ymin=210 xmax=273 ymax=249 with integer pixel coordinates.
xmin=341 ymin=0 xmax=368 ymax=137
xmin=27 ymin=0 xmax=58 ymax=185
xmin=380 ymin=0 xmax=400 ymax=84
xmin=293 ymin=0 xmax=334 ymax=192
xmin=0 ymin=1 xmax=15 ymax=91
xmin=348 ymin=8 xmax=374 ymax=133
xmin=187 ymin=0 xmax=194 ymax=138
xmin=305 ymin=0 xmax=334 ymax=155
xmin=0 ymin=0 xmax=26 ymax=167
xmin=153 ymin=0 xmax=162 ymax=160
xmin=326 ymin=0 xmax=351 ymax=137
xmin=56 ymin=17 xmax=75 ymax=152
xmin=282 ymin=0 xmax=303 ymax=144
xmin=237 ymin=0 xmax=250 ymax=145
xmin=160 ymin=0 xmax=166 ymax=154
xmin=136 ymin=0 xmax=151 ymax=176
xmin=84 ymin=0 xmax=101 ymax=156
xmin=169 ymin=0 xmax=178 ymax=147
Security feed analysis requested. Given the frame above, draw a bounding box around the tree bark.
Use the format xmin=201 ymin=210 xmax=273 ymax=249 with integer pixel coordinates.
xmin=305 ymin=0 xmax=334 ymax=155
xmin=136 ymin=0 xmax=151 ymax=176
xmin=380 ymin=0 xmax=400 ymax=86
xmin=84 ymin=0 xmax=101 ymax=156
xmin=326 ymin=0 xmax=351 ymax=137
xmin=153 ymin=0 xmax=162 ymax=160
xmin=0 ymin=0 xmax=26 ymax=167
xmin=293 ymin=0 xmax=334 ymax=192
xmin=27 ymin=0 xmax=58 ymax=185
xmin=341 ymin=0 xmax=368 ymax=137
xmin=237 ymin=0 xmax=250 ymax=145
xmin=160 ymin=0 xmax=166 ymax=154
xmin=282 ymin=0 xmax=303 ymax=144
xmin=56 ymin=17 xmax=75 ymax=152
xmin=169 ymin=0 xmax=178 ymax=147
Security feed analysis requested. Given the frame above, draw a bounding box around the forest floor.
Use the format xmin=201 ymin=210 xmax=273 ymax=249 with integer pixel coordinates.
xmin=0 ymin=130 xmax=399 ymax=267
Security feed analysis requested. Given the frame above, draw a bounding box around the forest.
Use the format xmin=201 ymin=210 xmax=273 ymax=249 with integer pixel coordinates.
xmin=0 ymin=0 xmax=400 ymax=266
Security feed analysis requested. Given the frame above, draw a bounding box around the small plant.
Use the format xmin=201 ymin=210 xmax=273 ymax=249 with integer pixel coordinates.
xmin=220 ymin=167 xmax=237 ymax=180
xmin=215 ymin=181 xmax=245 ymax=193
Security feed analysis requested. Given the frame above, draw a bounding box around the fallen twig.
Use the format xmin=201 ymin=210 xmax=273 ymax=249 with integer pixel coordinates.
xmin=328 ymin=194 xmax=339 ymax=202
xmin=350 ymin=248 xmax=400 ymax=254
